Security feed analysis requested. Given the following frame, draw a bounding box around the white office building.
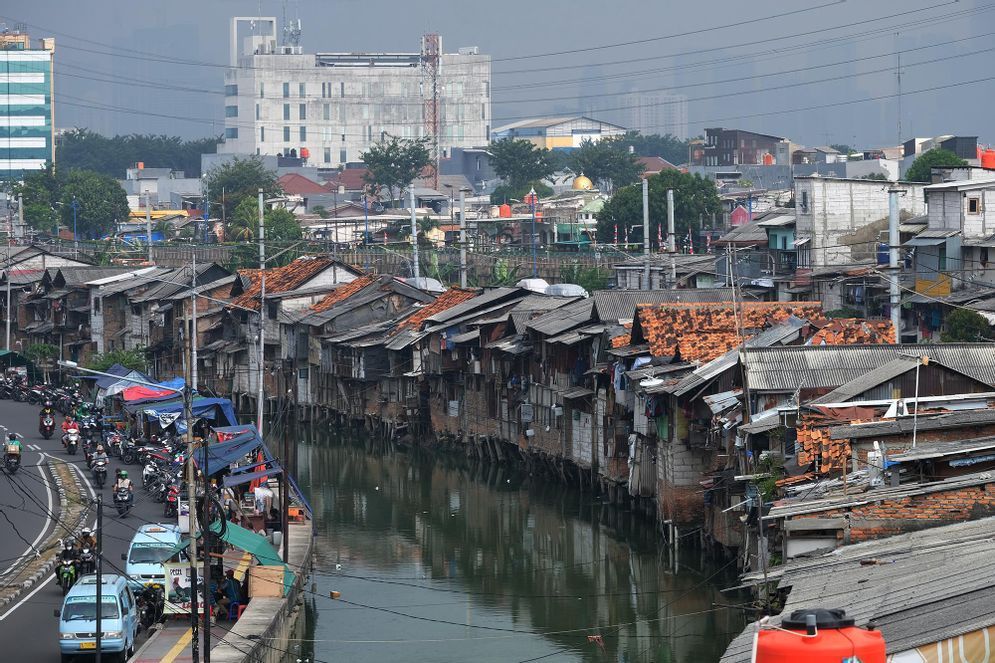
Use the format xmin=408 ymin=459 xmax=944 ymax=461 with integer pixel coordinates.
xmin=220 ymin=17 xmax=491 ymax=168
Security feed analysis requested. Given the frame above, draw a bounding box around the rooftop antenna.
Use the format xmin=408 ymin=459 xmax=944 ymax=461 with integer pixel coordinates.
xmin=282 ymin=0 xmax=302 ymax=51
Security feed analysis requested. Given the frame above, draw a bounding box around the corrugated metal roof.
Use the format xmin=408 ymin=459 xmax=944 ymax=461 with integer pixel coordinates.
xmin=808 ymin=356 xmax=919 ymax=404
xmin=526 ymin=298 xmax=593 ymax=336
xmin=722 ymin=517 xmax=995 ymax=662
xmin=888 ymin=435 xmax=995 ymax=462
xmin=744 ymin=343 xmax=995 ymax=393
xmin=424 ymin=287 xmax=522 ymax=324
xmin=829 ymin=407 xmax=995 ymax=440
xmin=592 ymin=288 xmax=736 ymax=323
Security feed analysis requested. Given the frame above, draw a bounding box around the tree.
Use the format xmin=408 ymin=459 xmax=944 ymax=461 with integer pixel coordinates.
xmin=24 ymin=343 xmax=59 ymax=382
xmin=569 ymin=138 xmax=643 ymax=193
xmin=941 ymin=309 xmax=995 ymax=342
xmin=490 ymin=181 xmax=553 ymax=205
xmin=829 ymin=144 xmax=854 ymax=156
xmin=311 ymin=205 xmax=330 ymax=219
xmin=227 ymin=200 xmax=302 ymax=266
xmin=488 ymin=138 xmax=555 ymax=188
xmin=559 ymin=263 xmax=610 ymax=291
xmin=205 ymin=156 xmax=281 ymax=222
xmin=11 ymin=165 xmax=59 ymax=231
xmin=615 ymin=131 xmax=691 ymax=166
xmin=904 ymin=148 xmax=968 ymax=183
xmin=59 ymin=170 xmax=131 ymax=240
xmin=56 ymin=129 xmax=218 ymax=178
xmin=596 ymin=170 xmax=721 ymax=246
xmin=86 ymin=347 xmax=147 ymax=373
xmin=861 ymin=173 xmax=889 ymax=181
xmin=361 ymin=134 xmax=431 ymax=207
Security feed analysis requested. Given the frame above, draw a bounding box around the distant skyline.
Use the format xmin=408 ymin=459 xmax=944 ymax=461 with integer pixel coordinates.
xmin=3 ymin=0 xmax=992 ymax=149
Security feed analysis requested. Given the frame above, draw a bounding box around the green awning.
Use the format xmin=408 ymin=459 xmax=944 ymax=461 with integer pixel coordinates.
xmin=171 ymin=520 xmax=295 ymax=592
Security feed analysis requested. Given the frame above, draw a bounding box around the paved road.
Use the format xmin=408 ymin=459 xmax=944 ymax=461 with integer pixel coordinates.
xmin=0 ymin=400 xmax=176 ymax=662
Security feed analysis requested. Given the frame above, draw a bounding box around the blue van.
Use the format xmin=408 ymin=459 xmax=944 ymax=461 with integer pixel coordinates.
xmin=57 ymin=574 xmax=139 ymax=662
xmin=124 ymin=523 xmax=183 ymax=589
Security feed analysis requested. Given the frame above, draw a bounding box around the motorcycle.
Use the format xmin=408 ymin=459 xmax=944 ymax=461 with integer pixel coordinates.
xmin=57 ymin=558 xmax=77 ymax=595
xmin=64 ymin=429 xmax=80 ymax=455
xmin=164 ymin=482 xmax=180 ymax=518
xmin=39 ymin=414 xmax=55 ymax=440
xmin=114 ymin=488 xmax=133 ymax=516
xmin=137 ymin=584 xmax=165 ymax=630
xmin=4 ymin=444 xmax=20 ymax=474
xmin=121 ymin=437 xmax=138 ymax=465
xmin=78 ymin=547 xmax=95 ymax=575
xmin=92 ymin=460 xmax=108 ymax=489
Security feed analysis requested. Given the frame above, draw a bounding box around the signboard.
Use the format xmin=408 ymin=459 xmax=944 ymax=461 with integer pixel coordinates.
xmin=164 ymin=563 xmax=205 ymax=615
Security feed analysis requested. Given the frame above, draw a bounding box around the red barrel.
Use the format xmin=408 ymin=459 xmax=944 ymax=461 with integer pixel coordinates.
xmin=755 ymin=609 xmax=886 ymax=663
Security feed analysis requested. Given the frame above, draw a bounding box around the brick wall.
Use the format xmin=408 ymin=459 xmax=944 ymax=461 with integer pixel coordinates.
xmin=790 ymin=482 xmax=995 ymax=543
xmin=658 ymin=442 xmax=715 ymax=523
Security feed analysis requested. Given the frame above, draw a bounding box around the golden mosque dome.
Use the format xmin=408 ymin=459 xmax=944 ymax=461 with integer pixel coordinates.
xmin=572 ymin=173 xmax=594 ymax=191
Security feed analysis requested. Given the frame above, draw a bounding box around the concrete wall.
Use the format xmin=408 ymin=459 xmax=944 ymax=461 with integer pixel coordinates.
xmin=794 ymin=177 xmax=926 ymax=267
xmin=927 ymin=188 xmax=995 ymax=240
xmin=222 ymin=50 xmax=491 ymax=167
xmin=845 ymin=159 xmax=899 ymax=181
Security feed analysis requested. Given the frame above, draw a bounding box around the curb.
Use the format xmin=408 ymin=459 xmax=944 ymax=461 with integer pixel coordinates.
xmin=0 ymin=456 xmax=89 ymax=608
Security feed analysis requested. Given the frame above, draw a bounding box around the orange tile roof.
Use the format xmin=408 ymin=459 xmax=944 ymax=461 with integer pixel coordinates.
xmin=611 ymin=333 xmax=631 ymax=348
xmin=310 ymin=274 xmax=380 ymax=312
xmin=396 ymin=288 xmax=478 ymax=331
xmin=810 ymin=318 xmax=896 ymax=345
xmin=635 ymin=302 xmax=822 ymax=362
xmin=230 ymin=257 xmax=334 ymax=311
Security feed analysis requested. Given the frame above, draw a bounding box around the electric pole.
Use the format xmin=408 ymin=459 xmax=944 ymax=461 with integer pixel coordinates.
xmin=95 ymin=494 xmax=103 ymax=663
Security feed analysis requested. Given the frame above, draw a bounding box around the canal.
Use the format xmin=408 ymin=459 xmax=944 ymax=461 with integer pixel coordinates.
xmin=287 ymin=430 xmax=746 ymax=662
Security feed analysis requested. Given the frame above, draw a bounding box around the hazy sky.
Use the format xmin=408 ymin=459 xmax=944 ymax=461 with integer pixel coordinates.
xmin=3 ymin=0 xmax=992 ymax=149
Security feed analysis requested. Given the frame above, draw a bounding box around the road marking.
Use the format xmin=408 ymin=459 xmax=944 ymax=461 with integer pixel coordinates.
xmin=0 ymin=576 xmax=54 ymax=621
xmin=159 ymin=627 xmax=193 ymax=663
xmin=0 ymin=453 xmax=57 ymax=579
xmin=28 ymin=444 xmax=40 ymax=451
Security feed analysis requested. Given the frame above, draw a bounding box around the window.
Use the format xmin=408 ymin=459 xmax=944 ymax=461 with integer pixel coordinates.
xmin=255 ymin=104 xmax=260 ymax=120
xmin=299 ymin=126 xmax=307 ymax=141
xmin=259 ymin=83 xmax=264 ymax=98
xmin=484 ymin=80 xmax=490 ymax=98
xmin=323 ymin=103 xmax=330 ymax=121
xmin=481 ymin=103 xmax=486 ymax=120
xmin=283 ymin=104 xmax=290 ymax=120
xmin=340 ymin=81 xmax=345 ymax=97
xmin=224 ymin=105 xmax=238 ymax=117
xmin=323 ymin=147 xmax=331 ymax=163
xmin=225 ymin=127 xmax=238 ymax=139
xmin=282 ymin=82 xmax=290 ymax=98
xmin=260 ymin=127 xmax=265 ymax=141
xmin=982 ymin=248 xmax=989 ymax=268
xmin=340 ymin=148 xmax=347 ymax=163
xmin=299 ymin=103 xmax=306 ymax=120
xmin=299 ymin=82 xmax=306 ymax=97
xmin=968 ymin=197 xmax=982 ymax=214
xmin=939 ymin=244 xmax=947 ymax=271
xmin=321 ymin=126 xmax=333 ymax=142
xmin=283 ymin=126 xmax=291 ymax=142
xmin=224 ymin=84 xmax=238 ymax=96
xmin=799 ymin=191 xmax=809 ymax=213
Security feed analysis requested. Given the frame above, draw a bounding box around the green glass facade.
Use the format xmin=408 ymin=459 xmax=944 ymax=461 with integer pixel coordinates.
xmin=1 ymin=47 xmax=54 ymax=181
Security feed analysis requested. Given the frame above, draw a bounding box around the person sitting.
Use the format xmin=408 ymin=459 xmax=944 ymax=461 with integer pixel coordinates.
xmin=77 ymin=527 xmax=96 ymax=551
xmin=6 ymin=433 xmax=22 ymax=454
xmin=91 ymin=445 xmax=109 ymax=465
xmin=214 ymin=569 xmax=242 ymax=618
xmin=113 ymin=470 xmax=134 ymax=495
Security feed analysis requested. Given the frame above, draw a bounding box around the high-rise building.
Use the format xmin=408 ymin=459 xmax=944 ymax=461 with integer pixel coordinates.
xmin=619 ymin=90 xmax=688 ymax=140
xmin=220 ymin=17 xmax=491 ymax=169
xmin=0 ymin=29 xmax=55 ymax=181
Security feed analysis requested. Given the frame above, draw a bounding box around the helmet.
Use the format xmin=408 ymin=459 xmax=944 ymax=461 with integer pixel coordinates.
xmin=119 ymin=470 xmax=128 ymax=479
xmin=81 ymin=527 xmax=91 ymax=537
xmin=44 ymin=400 xmax=52 ymax=407
xmin=7 ymin=433 xmax=15 ymax=441
xmin=63 ymin=539 xmax=73 ymax=550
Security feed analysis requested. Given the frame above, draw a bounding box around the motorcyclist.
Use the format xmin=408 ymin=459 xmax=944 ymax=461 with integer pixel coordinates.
xmin=62 ymin=416 xmax=78 ymax=434
xmin=40 ymin=400 xmax=55 ymax=418
xmin=75 ymin=401 xmax=91 ymax=422
xmin=56 ymin=539 xmax=78 ymax=586
xmin=91 ymin=444 xmax=109 ymax=465
xmin=6 ymin=433 xmax=22 ymax=453
xmin=113 ymin=469 xmax=134 ymax=495
xmin=77 ymin=527 xmax=96 ymax=551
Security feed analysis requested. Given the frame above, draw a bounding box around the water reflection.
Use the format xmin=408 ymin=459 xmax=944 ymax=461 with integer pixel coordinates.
xmin=290 ymin=428 xmax=745 ymax=663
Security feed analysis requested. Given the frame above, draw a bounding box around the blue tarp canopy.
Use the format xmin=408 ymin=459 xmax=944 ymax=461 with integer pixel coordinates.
xmin=223 ymin=465 xmax=283 ymax=488
xmin=192 ymin=432 xmax=265 ymax=472
xmin=92 ymin=364 xmax=132 ymax=389
xmin=122 ymin=377 xmax=187 ymax=404
xmin=132 ymin=397 xmax=238 ymax=433
xmin=213 ymin=424 xmax=258 ymax=436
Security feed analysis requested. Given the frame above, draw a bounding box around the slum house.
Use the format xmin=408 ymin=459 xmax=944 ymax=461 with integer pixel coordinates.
xmin=721 ymin=517 xmax=995 ymax=663
xmin=292 ymin=274 xmax=436 ymax=416
xmin=624 ymin=303 xmax=822 ymax=527
xmin=612 ymin=253 xmax=718 ymax=290
xmin=217 ymin=257 xmax=361 ymax=414
xmin=88 ymin=267 xmax=173 ymax=356
xmin=21 ymin=266 xmax=143 ymax=363
xmin=167 ymin=275 xmax=240 ymax=394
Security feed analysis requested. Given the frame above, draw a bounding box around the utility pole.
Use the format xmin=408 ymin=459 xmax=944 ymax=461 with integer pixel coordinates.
xmin=185 ymin=294 xmax=200 ymax=663
xmin=458 ymin=188 xmax=468 ymax=288
xmin=95 ymin=494 xmax=103 ymax=663
xmin=71 ymin=195 xmax=79 ymax=259
xmin=888 ymin=187 xmax=902 ymax=341
xmin=667 ymin=189 xmax=677 ymax=286
xmin=410 ymin=188 xmax=420 ymax=282
xmin=145 ymin=191 xmax=153 ymax=264
xmin=4 ymin=252 xmax=11 ymax=351
xmin=641 ymin=177 xmax=650 ymax=290
xmin=257 ymin=189 xmax=266 ymax=436
xmin=529 ymin=188 xmax=539 ymax=279
xmin=16 ymin=193 xmax=23 ymax=241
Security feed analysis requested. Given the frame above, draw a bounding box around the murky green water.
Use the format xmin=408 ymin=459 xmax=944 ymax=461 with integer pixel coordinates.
xmin=286 ymin=430 xmax=745 ymax=663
